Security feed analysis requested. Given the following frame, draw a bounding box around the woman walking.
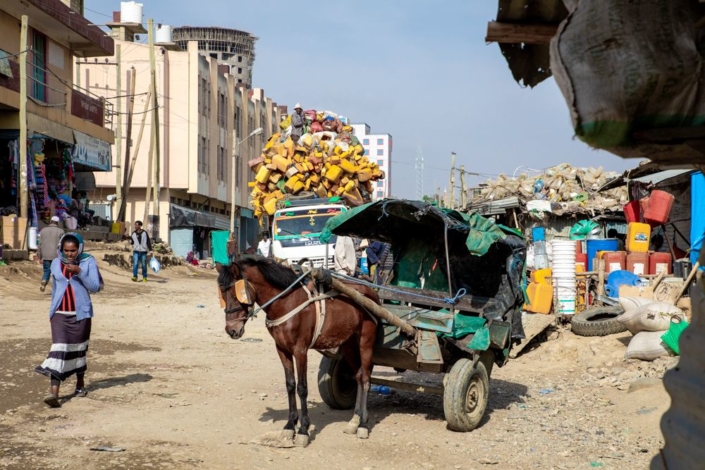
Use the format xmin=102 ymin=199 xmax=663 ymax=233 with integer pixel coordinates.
xmin=35 ymin=233 xmax=102 ymax=408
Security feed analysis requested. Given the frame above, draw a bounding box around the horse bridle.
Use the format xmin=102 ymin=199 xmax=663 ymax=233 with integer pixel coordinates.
xmin=219 ymin=272 xmax=257 ymax=321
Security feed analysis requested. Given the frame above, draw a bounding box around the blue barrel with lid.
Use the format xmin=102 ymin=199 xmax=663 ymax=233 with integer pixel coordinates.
xmin=586 ymin=238 xmax=619 ymax=271
xmin=532 ymin=227 xmax=545 ymax=242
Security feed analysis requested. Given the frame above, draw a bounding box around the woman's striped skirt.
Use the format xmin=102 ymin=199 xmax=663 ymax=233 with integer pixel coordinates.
xmin=35 ymin=312 xmax=92 ymax=382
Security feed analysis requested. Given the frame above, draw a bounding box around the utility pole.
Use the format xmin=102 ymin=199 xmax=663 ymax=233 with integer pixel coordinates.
xmin=124 ymin=90 xmax=151 ymax=197
xmin=150 ymin=30 xmax=161 ymax=239
xmin=449 ymin=152 xmax=456 ymax=209
xmin=117 ymin=66 xmax=136 ymax=222
xmin=114 ymin=44 xmax=122 ymax=221
xmin=19 ymin=16 xmax=28 ymax=221
xmin=143 ymin=19 xmax=157 ymax=228
xmin=415 ymin=145 xmax=424 ymax=200
xmin=460 ymin=164 xmax=467 ymax=210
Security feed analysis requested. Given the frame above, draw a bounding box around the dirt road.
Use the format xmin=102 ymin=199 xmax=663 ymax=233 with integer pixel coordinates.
xmin=0 ymin=248 xmax=670 ymax=469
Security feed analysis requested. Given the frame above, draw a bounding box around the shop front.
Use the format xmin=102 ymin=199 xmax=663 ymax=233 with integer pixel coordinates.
xmin=168 ymin=204 xmax=230 ymax=261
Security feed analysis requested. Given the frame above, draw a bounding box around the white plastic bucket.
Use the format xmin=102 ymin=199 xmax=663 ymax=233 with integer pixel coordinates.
xmin=28 ymin=227 xmax=38 ymax=250
xmin=553 ymin=240 xmax=578 ymax=314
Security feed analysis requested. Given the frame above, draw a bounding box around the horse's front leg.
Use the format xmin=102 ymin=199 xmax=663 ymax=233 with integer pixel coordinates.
xmin=276 ymin=346 xmax=298 ymax=441
xmin=293 ymin=349 xmax=311 ymax=447
xmin=356 ymin=320 xmax=377 ymax=439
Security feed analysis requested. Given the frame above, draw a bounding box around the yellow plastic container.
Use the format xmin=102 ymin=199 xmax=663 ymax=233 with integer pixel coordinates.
xmin=626 ymin=222 xmax=651 ymax=253
xmin=531 ymin=268 xmax=552 ymax=285
xmin=524 ymin=282 xmax=553 ymax=314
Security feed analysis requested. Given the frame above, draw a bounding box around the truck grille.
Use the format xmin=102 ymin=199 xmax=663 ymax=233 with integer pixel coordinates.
xmin=288 ymin=257 xmax=334 ymax=268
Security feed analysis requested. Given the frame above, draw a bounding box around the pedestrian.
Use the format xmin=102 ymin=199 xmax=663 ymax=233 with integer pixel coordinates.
xmin=38 ymin=216 xmax=64 ymax=292
xmin=291 ymin=103 xmax=305 ymax=142
xmin=35 ymin=232 xmax=102 ymax=408
xmin=257 ymin=233 xmax=271 ymax=258
xmin=334 ymin=235 xmax=357 ymax=276
xmin=366 ymin=240 xmax=386 ymax=284
xmin=130 ymin=221 xmax=152 ymax=282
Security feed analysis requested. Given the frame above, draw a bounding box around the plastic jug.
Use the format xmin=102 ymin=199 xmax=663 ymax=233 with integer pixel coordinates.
xmin=626 ymin=222 xmax=651 ymax=253
xmin=644 ymin=190 xmax=675 ymax=226
xmin=650 ymin=252 xmax=672 ymax=275
xmin=627 ymin=252 xmax=649 ymax=275
xmin=360 ymin=252 xmax=369 ymax=275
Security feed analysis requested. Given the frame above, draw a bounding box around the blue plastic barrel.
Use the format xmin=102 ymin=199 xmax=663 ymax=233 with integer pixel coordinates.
xmin=586 ymin=238 xmax=619 ymax=271
xmin=532 ymin=227 xmax=545 ymax=242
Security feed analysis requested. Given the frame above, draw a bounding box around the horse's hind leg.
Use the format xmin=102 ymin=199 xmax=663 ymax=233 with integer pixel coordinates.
xmin=293 ymin=350 xmax=311 ymax=447
xmin=339 ymin=340 xmax=363 ymax=435
xmin=356 ymin=319 xmax=377 ymax=439
xmin=276 ymin=346 xmax=297 ymax=441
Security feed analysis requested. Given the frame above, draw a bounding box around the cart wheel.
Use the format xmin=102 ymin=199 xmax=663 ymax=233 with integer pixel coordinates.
xmin=317 ymin=357 xmax=357 ymax=410
xmin=443 ymin=359 xmax=489 ymax=432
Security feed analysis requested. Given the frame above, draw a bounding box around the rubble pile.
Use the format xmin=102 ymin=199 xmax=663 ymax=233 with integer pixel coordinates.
xmin=475 ymin=164 xmax=629 ymax=214
xmin=248 ymin=110 xmax=385 ymax=219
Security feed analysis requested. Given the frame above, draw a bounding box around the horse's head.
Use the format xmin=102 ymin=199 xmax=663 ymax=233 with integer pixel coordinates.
xmin=216 ymin=262 xmax=256 ymax=340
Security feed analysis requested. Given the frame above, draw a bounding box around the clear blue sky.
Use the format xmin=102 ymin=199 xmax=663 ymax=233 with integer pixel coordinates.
xmin=85 ymin=0 xmax=637 ymax=199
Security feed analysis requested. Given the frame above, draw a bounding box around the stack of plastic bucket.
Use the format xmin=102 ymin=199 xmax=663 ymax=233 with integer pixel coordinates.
xmin=552 ymin=239 xmax=577 ymax=315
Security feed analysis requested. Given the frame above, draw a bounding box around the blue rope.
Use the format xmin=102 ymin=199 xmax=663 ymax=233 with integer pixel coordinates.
xmin=330 ymin=272 xmax=467 ymax=304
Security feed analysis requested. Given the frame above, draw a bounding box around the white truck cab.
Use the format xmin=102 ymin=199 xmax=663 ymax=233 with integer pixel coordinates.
xmin=270 ymin=197 xmax=348 ymax=268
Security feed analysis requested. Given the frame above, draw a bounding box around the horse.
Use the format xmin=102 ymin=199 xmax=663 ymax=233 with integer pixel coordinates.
xmin=216 ymin=257 xmax=380 ymax=446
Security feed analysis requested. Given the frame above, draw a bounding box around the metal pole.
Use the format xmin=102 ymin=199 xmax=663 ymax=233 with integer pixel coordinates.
xmin=114 ymin=44 xmax=122 ymax=220
xmin=19 ymin=16 xmax=28 ymax=221
xmin=143 ymin=18 xmax=156 ymax=227
xmin=449 ymin=152 xmax=456 ymax=209
xmin=150 ymin=39 xmax=161 ymax=236
xmin=117 ymin=67 xmax=136 ymax=222
xmin=460 ymin=164 xmax=467 ymax=210
xmin=230 ymin=141 xmax=240 ymax=237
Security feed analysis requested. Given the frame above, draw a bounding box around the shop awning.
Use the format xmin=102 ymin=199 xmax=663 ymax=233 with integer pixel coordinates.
xmin=169 ymin=204 xmax=229 ymax=230
xmin=72 ymin=130 xmax=111 ymax=171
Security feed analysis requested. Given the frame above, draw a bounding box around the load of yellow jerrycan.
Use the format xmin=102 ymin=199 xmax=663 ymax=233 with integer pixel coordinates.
xmin=525 ymin=268 xmax=553 ymax=314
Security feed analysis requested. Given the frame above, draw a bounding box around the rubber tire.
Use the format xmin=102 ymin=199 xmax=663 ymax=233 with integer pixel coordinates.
xmin=317 ymin=357 xmax=357 ymax=410
xmin=443 ymin=359 xmax=489 ymax=432
xmin=571 ymin=306 xmax=626 ymax=337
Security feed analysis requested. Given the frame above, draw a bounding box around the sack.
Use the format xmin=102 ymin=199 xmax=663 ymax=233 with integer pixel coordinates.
xmin=149 ymin=256 xmax=161 ymax=274
xmin=617 ymin=301 xmax=684 ymax=334
xmin=625 ymin=331 xmax=674 ymax=361
xmin=618 ymin=296 xmax=655 ymax=312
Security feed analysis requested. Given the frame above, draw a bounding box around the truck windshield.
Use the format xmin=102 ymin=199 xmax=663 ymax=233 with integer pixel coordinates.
xmin=273 ymin=207 xmax=345 ymax=239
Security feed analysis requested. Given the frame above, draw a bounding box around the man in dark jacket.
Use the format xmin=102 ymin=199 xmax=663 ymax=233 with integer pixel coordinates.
xmin=130 ymin=220 xmax=152 ymax=282
xmin=366 ymin=241 xmax=387 ymax=285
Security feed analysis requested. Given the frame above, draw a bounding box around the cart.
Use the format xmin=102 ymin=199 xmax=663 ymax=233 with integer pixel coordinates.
xmin=314 ymin=200 xmax=527 ymax=431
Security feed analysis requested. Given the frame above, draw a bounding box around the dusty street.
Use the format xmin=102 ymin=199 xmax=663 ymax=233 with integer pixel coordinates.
xmin=0 ymin=248 xmax=670 ymax=470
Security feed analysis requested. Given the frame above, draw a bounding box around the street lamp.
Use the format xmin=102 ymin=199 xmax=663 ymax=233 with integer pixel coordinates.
xmin=230 ymin=127 xmax=264 ymax=252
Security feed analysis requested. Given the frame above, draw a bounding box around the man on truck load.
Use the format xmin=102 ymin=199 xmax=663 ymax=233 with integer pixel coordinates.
xmin=291 ymin=103 xmax=305 ymax=142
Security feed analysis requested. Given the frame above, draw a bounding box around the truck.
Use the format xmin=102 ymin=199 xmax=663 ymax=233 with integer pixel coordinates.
xmin=270 ymin=196 xmax=348 ymax=268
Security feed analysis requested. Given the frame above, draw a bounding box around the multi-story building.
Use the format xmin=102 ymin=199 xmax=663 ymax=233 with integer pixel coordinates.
xmin=351 ymin=123 xmax=393 ymax=199
xmin=0 ymin=0 xmax=114 ymax=236
xmin=172 ymin=26 xmax=257 ymax=88
xmin=84 ymin=21 xmax=280 ymax=259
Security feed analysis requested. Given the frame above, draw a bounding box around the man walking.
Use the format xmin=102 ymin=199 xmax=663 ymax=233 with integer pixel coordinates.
xmin=130 ymin=220 xmax=152 ymax=282
xmin=38 ymin=216 xmax=64 ymax=291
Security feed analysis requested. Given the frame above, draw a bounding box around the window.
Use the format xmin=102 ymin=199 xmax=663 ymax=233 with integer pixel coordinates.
xmin=377 ymin=181 xmax=383 ymax=187
xmin=377 ymin=160 xmax=384 ymax=166
xmin=237 ymin=78 xmax=242 ymax=84
xmin=377 ymin=138 xmax=384 ymax=145
xmin=238 ymin=56 xmax=243 ymax=63
xmin=217 ymin=145 xmax=226 ymax=181
xmin=235 ymin=154 xmax=241 ymax=188
xmin=31 ymin=31 xmax=47 ymax=101
xmin=234 ymin=108 xmax=241 ymax=137
xmin=376 ymin=191 xmax=384 ymax=198
xmin=238 ymin=67 xmax=243 ymax=74
xmin=363 ymin=149 xmax=369 ymax=156
xmin=362 ymin=139 xmax=369 ymax=145
xmin=198 ymin=137 xmax=207 ymax=174
xmin=377 ymin=149 xmax=384 ymax=156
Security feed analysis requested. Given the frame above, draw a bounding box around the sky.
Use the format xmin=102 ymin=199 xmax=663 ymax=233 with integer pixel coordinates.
xmin=85 ymin=0 xmax=637 ymax=199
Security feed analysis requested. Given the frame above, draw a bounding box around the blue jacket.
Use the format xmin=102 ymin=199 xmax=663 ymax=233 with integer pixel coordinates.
xmin=49 ymin=257 xmax=101 ymax=321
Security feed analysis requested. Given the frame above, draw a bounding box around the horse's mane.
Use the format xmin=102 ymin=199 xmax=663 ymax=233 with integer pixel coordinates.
xmin=236 ymin=257 xmax=300 ymax=290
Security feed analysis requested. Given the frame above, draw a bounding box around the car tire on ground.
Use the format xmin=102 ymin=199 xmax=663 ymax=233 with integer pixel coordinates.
xmin=571 ymin=306 xmax=626 ymax=337
xmin=317 ymin=357 xmax=357 ymax=410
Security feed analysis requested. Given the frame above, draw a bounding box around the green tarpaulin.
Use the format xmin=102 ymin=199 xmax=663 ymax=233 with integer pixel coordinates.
xmin=210 ymin=230 xmax=231 ymax=265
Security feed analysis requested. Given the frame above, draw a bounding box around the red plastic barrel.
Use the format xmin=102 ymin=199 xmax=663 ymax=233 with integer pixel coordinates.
xmin=644 ymin=190 xmax=675 ymax=226
xmin=603 ymin=251 xmax=627 ymax=273
xmin=627 ymin=252 xmax=649 ymax=275
xmin=623 ymin=200 xmax=641 ymax=223
xmin=650 ymin=252 xmax=672 ymax=275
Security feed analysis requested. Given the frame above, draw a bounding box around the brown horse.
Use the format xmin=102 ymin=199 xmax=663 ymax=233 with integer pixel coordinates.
xmin=216 ymin=258 xmax=379 ymax=446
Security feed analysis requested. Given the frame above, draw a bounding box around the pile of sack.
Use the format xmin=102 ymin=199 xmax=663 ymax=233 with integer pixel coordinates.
xmin=474 ymin=164 xmax=628 ymax=214
xmin=618 ymin=297 xmax=689 ymax=361
xmin=248 ymin=109 xmax=385 ymax=219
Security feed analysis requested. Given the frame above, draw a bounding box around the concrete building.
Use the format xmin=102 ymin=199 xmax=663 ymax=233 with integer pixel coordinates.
xmin=351 ymin=123 xmax=393 ymax=199
xmin=172 ymin=26 xmax=257 ymax=88
xmin=83 ymin=23 xmax=280 ymax=260
xmin=0 ymin=0 xmax=114 ymax=235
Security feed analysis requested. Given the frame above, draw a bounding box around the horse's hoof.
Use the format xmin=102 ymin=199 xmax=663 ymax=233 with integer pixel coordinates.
xmin=280 ymin=429 xmax=295 ymax=440
xmin=294 ymin=434 xmax=309 ymax=447
xmin=356 ymin=427 xmax=369 ymax=439
xmin=343 ymin=423 xmax=359 ymax=435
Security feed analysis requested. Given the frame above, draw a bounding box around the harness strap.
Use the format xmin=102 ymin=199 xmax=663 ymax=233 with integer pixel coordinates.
xmin=309 ymin=283 xmax=327 ymax=349
xmin=265 ymin=288 xmax=339 ymax=331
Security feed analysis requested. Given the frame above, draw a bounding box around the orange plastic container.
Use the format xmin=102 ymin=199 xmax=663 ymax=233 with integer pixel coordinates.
xmin=603 ymin=251 xmax=627 ymax=273
xmin=650 ymin=252 xmax=672 ymax=275
xmin=530 ymin=268 xmax=552 ymax=284
xmin=627 ymin=252 xmax=649 ymax=275
xmin=644 ymin=190 xmax=675 ymax=226
xmin=626 ymin=222 xmax=651 ymax=253
xmin=524 ymin=282 xmax=553 ymax=314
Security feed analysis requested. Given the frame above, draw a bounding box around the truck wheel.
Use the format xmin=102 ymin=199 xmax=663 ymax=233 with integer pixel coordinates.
xmin=443 ymin=359 xmax=489 ymax=432
xmin=318 ymin=357 xmax=357 ymax=410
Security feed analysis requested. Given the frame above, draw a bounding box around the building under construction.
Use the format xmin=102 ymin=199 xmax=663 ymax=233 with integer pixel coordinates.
xmin=172 ymin=26 xmax=257 ymax=87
